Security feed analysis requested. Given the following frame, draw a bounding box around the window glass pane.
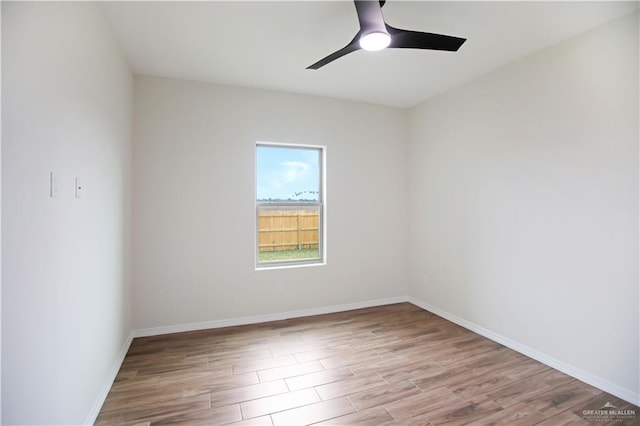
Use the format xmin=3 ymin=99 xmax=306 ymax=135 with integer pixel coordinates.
xmin=256 ymin=144 xmax=324 ymax=267
xmin=257 ymin=146 xmax=319 ymax=202
xmin=257 ymin=206 xmax=320 ymax=263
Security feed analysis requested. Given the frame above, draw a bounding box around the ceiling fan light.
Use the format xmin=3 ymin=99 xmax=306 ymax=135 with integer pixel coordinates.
xmin=359 ymin=31 xmax=391 ymax=51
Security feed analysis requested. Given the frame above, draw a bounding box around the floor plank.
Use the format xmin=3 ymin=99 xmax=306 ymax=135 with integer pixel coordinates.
xmin=152 ymin=404 xmax=242 ymax=425
xmin=96 ymin=303 xmax=639 ymax=425
xmin=239 ymin=388 xmax=320 ymax=419
xmin=270 ymin=397 xmax=355 ymax=425
xmin=384 ymin=387 xmax=462 ymax=421
xmin=348 ymin=380 xmax=421 ymax=411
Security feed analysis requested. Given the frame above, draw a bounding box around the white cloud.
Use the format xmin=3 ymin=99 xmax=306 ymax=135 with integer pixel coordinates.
xmin=279 ymin=161 xmax=310 ymax=183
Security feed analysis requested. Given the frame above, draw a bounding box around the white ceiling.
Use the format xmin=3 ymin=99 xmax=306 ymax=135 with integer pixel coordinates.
xmin=101 ymin=1 xmax=639 ymax=108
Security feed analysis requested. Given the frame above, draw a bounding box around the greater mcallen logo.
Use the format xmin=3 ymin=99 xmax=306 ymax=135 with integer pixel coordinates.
xmin=582 ymin=401 xmax=636 ymax=422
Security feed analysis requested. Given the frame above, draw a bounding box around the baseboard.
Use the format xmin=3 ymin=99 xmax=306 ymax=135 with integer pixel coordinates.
xmin=84 ymin=330 xmax=134 ymax=426
xmin=133 ymin=296 xmax=410 ymax=338
xmin=407 ymin=296 xmax=640 ymax=406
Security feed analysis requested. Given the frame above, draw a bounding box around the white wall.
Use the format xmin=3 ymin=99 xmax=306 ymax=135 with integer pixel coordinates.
xmin=408 ymin=11 xmax=639 ymax=401
xmin=0 ymin=2 xmax=3 ymax=421
xmin=133 ymin=76 xmax=408 ymax=329
xmin=0 ymin=3 xmax=3 ymax=421
xmin=2 ymin=3 xmax=133 ymax=424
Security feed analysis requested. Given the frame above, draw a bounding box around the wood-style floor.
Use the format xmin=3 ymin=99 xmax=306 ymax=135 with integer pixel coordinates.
xmin=96 ymin=303 xmax=638 ymax=425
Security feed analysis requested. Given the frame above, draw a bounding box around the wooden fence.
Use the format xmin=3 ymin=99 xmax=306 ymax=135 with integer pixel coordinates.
xmin=258 ymin=209 xmax=319 ymax=252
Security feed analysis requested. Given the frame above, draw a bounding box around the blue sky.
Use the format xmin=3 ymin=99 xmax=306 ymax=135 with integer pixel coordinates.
xmin=257 ymin=146 xmax=319 ymax=201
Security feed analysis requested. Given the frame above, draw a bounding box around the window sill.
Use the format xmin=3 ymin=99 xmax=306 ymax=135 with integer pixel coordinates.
xmin=255 ymin=261 xmax=326 ymax=271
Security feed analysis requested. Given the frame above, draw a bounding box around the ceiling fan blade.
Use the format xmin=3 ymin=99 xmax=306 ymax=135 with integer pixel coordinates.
xmin=386 ymin=24 xmax=466 ymax=51
xmin=354 ymin=0 xmax=387 ymax=34
xmin=307 ymin=36 xmax=360 ymax=70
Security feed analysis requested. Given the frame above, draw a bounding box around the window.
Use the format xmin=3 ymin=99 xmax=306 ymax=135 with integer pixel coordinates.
xmin=256 ymin=143 xmax=325 ymax=268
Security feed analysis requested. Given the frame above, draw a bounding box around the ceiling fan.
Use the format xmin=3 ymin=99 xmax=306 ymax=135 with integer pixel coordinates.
xmin=307 ymin=0 xmax=466 ymax=70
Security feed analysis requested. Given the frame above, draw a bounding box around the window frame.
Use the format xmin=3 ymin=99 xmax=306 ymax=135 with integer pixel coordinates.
xmin=255 ymin=142 xmax=326 ymax=269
